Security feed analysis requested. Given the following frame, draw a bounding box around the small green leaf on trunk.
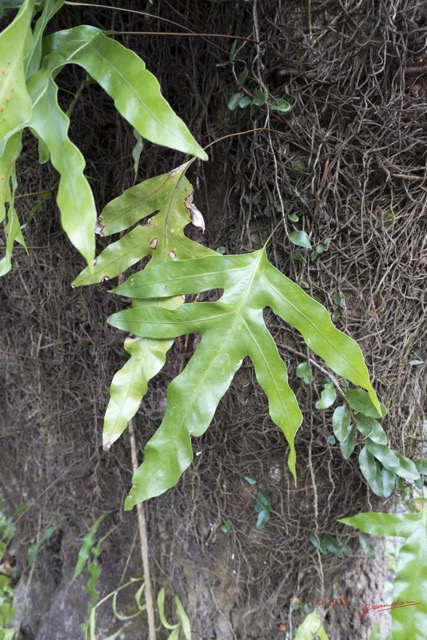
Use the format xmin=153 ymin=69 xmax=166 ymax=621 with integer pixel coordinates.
xmin=288 ymin=230 xmax=312 ymax=249
xmin=315 ymin=383 xmax=336 ymax=410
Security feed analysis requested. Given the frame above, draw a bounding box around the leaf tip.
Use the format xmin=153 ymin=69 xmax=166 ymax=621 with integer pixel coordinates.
xmin=288 ymin=448 xmax=297 ymax=485
xmin=369 ymin=390 xmax=387 ymax=418
xmin=124 ymin=493 xmax=136 ymax=511
xmin=198 ymin=148 xmax=209 ymax=161
xmin=107 ymin=312 xmax=120 ymax=328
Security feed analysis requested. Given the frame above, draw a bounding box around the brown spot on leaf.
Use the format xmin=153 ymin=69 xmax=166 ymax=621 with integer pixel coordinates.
xmin=94 ymin=218 xmax=104 ymax=236
xmin=185 ymin=193 xmax=206 ymax=232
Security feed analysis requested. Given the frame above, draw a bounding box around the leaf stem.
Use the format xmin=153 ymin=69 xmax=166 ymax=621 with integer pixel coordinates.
xmin=203 ymin=127 xmax=285 ymax=152
xmin=65 ymin=2 xmax=257 ymax=43
xmin=264 ymin=218 xmax=284 ymax=247
xmin=112 ymin=31 xmax=257 ymax=42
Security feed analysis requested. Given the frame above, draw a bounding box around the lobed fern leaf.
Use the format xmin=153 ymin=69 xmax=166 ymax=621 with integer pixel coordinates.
xmin=108 ymin=249 xmax=382 ymax=507
xmin=74 ymin=164 xmax=215 ymax=447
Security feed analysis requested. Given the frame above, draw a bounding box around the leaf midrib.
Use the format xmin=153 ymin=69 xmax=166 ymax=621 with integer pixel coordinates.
xmin=130 ymin=264 xmax=251 ymax=295
xmin=102 ymin=174 xmax=173 ymax=234
xmin=155 ymin=256 xmax=261 ymax=438
xmin=162 ymin=168 xmax=187 ymax=262
xmin=242 ymin=316 xmax=294 ymax=426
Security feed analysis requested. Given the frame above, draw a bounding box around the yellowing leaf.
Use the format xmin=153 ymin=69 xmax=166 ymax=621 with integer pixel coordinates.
xmin=73 ymin=165 xmax=215 ymax=287
xmin=109 ymin=250 xmax=381 ymax=507
xmin=0 ymin=10 xmax=207 ymax=276
xmin=0 ymin=0 xmax=33 ymax=140
xmin=73 ymin=165 xmax=214 ymax=447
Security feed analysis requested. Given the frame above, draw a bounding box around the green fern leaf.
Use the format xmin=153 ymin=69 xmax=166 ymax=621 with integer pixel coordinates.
xmin=25 ymin=0 xmax=65 ymax=77
xmin=73 ymin=165 xmax=214 ymax=286
xmin=0 ymin=0 xmax=33 ymax=140
xmin=41 ymin=26 xmax=207 ymax=159
xmin=0 ymin=0 xmax=33 ymax=275
xmin=340 ymin=509 xmax=427 ymax=640
xmin=102 ymin=314 xmax=175 ymax=450
xmin=73 ymin=165 xmax=214 ymax=447
xmin=0 ymin=133 xmax=26 ymax=276
xmin=109 ymin=250 xmax=381 ymax=507
xmin=0 ymin=199 xmax=27 ymax=277
xmin=1 ymin=15 xmax=206 ymax=274
xmin=28 ymin=74 xmax=96 ymax=266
